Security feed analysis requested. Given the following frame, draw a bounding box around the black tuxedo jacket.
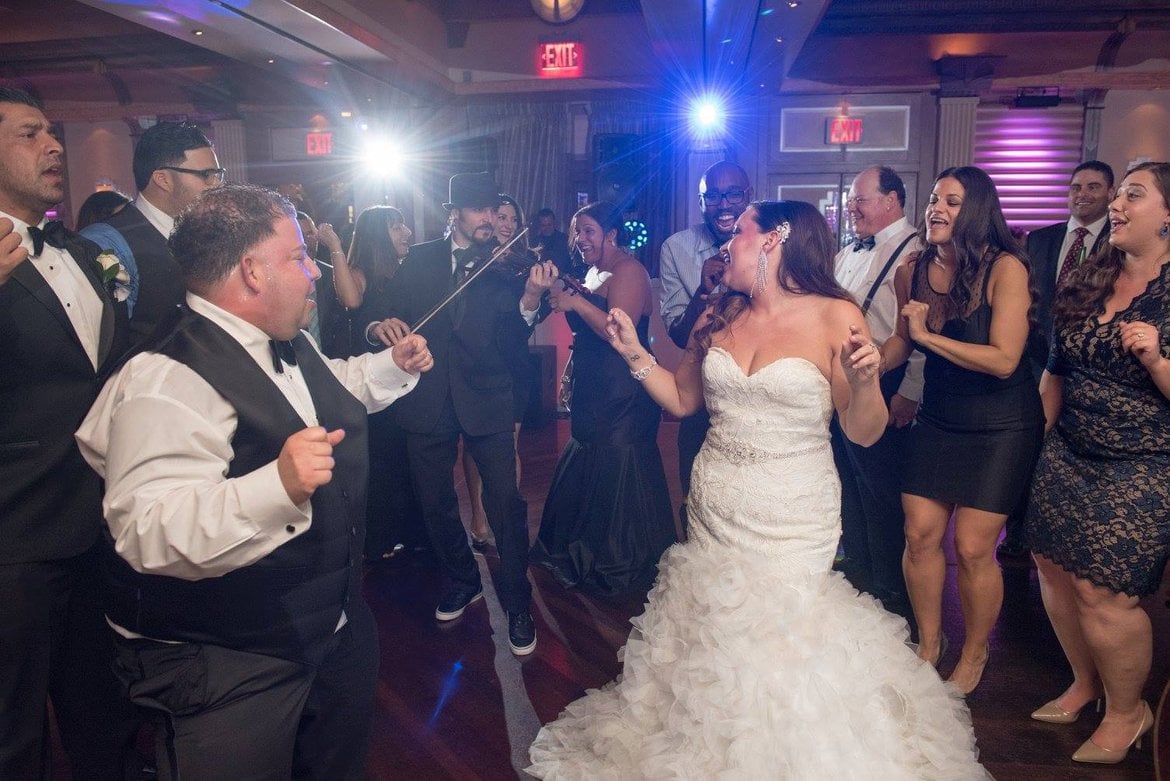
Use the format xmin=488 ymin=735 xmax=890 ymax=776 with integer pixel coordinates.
xmin=1025 ymin=220 xmax=1111 ymax=373
xmin=382 ymin=237 xmax=533 ymax=437
xmin=0 ymin=230 xmax=128 ymax=563
xmin=103 ymin=203 xmax=184 ymax=344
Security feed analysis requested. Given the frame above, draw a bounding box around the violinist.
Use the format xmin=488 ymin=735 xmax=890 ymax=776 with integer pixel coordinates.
xmin=461 ymin=194 xmax=541 ymax=550
xmin=377 ymin=172 xmax=555 ymax=655
xmin=531 ymin=201 xmax=677 ymax=597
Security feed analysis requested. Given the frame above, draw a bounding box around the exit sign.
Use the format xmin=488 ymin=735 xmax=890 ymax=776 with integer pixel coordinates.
xmin=826 ymin=117 xmax=863 ymax=145
xmin=538 ymin=41 xmax=582 ymax=79
xmin=306 ymin=132 xmax=333 ymax=156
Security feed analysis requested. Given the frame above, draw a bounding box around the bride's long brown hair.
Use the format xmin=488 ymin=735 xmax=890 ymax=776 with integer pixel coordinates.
xmin=694 ymin=200 xmax=852 ymax=352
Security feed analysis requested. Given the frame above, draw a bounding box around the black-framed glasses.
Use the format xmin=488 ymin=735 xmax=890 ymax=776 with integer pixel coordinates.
xmin=701 ymin=188 xmax=748 ymax=207
xmin=160 ymin=166 xmax=227 ymax=184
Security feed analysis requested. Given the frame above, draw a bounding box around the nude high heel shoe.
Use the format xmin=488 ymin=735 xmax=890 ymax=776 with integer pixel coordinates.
xmin=1030 ymin=696 xmax=1101 ymax=725
xmin=1072 ymin=701 xmax=1154 ymax=764
xmin=948 ymin=644 xmax=990 ymax=696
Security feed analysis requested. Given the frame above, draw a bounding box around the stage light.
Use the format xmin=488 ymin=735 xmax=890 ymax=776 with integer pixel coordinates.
xmin=361 ymin=136 xmax=408 ymax=180
xmin=688 ymin=94 xmax=727 ymax=138
xmin=623 ymin=219 xmax=649 ymax=251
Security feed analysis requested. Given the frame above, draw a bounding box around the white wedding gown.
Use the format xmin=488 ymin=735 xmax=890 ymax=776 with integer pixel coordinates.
xmin=528 ymin=348 xmax=989 ymax=779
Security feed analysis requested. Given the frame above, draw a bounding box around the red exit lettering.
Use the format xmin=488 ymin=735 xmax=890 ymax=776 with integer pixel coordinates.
xmin=538 ymin=42 xmax=582 ymax=79
xmin=827 ymin=117 xmax=863 ymax=145
xmin=306 ymin=132 xmax=333 ymax=156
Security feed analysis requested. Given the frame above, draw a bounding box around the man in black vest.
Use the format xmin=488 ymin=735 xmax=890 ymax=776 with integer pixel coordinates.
xmin=377 ymin=172 xmax=555 ymax=655
xmin=76 ymin=184 xmax=432 ymax=779
xmin=81 ymin=121 xmax=223 ymax=344
xmin=0 ymin=87 xmax=137 ymax=780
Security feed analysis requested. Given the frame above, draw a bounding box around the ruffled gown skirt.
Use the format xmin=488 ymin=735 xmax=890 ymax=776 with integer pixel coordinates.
xmin=528 ymin=352 xmax=988 ymax=779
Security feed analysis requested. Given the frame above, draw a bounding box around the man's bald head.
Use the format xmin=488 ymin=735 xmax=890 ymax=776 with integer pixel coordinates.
xmin=699 ymin=161 xmax=753 ymax=243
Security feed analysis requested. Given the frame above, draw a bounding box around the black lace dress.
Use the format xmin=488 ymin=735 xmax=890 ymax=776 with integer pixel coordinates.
xmin=1027 ymin=263 xmax=1170 ymax=597
xmin=532 ymin=293 xmax=676 ymax=596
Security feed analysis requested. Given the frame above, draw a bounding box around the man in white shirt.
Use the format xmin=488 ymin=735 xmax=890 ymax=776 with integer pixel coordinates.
xmin=0 ymin=86 xmax=138 ymax=779
xmin=832 ymin=166 xmax=922 ymax=623
xmin=81 ymin=121 xmax=223 ymax=342
xmin=76 ymin=184 xmax=432 ymax=779
xmin=658 ymin=161 xmax=752 ymax=524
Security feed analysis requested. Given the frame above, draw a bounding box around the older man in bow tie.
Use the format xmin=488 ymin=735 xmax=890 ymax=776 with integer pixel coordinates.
xmin=0 ymin=86 xmax=138 ymax=779
xmin=831 ymin=165 xmax=924 ymax=626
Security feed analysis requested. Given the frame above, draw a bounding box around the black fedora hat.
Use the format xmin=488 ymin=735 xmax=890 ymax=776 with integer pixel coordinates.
xmin=443 ymin=171 xmax=504 ymax=210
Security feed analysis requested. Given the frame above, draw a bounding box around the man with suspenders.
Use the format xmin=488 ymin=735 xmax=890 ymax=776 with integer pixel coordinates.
xmin=832 ymin=165 xmax=923 ymax=626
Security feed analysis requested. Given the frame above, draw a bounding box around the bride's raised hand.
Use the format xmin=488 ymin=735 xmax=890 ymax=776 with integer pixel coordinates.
xmin=841 ymin=324 xmax=881 ymax=387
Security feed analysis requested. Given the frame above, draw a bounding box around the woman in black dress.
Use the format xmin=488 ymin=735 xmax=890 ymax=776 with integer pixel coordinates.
xmin=329 ymin=206 xmax=426 ymax=560
xmin=881 ymin=166 xmax=1043 ymax=694
xmin=1025 ymin=162 xmax=1170 ymax=765
xmin=532 ymin=201 xmax=676 ymax=596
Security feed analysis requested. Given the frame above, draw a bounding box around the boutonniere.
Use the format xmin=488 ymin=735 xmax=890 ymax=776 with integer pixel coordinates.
xmin=95 ymin=250 xmax=130 ymax=302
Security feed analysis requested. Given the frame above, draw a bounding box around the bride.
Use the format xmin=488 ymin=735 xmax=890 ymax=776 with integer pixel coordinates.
xmin=528 ymin=201 xmax=988 ymax=778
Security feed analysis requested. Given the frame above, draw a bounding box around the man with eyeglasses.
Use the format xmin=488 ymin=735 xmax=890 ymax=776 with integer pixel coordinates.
xmin=658 ymin=160 xmax=752 ymax=529
xmin=81 ymin=121 xmax=223 ymax=343
xmin=831 ymin=165 xmax=922 ymax=626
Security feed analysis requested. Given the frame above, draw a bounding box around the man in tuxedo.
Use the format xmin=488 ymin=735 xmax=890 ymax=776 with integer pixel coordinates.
xmin=831 ymin=166 xmax=923 ymax=624
xmin=0 ymin=87 xmax=137 ymax=779
xmin=658 ymin=161 xmax=752 ymax=527
xmin=998 ymin=160 xmax=1115 ymax=559
xmin=1024 ymin=160 xmax=1115 ymax=381
xmin=379 ymin=172 xmax=554 ymax=655
xmin=76 ymin=184 xmax=432 ymax=778
xmin=81 ymin=121 xmax=222 ymax=343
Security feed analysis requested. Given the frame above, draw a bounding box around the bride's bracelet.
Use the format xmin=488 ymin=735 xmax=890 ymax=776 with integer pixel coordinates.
xmin=630 ymin=356 xmax=657 ymax=381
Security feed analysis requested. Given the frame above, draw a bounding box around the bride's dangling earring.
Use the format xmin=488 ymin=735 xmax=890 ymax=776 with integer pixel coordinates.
xmin=751 ymin=249 xmax=768 ymax=298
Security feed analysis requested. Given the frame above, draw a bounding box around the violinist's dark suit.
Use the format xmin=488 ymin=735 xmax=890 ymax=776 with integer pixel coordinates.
xmin=385 ymin=237 xmax=534 ymax=614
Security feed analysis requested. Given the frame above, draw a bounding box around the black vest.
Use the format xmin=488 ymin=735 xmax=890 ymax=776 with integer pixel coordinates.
xmin=103 ymin=311 xmax=369 ymax=666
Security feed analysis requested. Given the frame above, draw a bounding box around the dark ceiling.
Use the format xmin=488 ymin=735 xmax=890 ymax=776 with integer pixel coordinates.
xmin=1 ymin=0 xmax=1167 ymax=118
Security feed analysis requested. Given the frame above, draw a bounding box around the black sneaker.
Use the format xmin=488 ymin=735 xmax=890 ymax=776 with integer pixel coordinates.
xmin=507 ymin=610 xmax=537 ymax=655
xmin=434 ymin=585 xmax=484 ymax=621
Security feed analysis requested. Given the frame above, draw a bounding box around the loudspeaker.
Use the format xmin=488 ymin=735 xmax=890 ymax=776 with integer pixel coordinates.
xmin=593 ymin=133 xmax=640 ymax=212
xmin=441 ymin=136 xmax=499 ymax=177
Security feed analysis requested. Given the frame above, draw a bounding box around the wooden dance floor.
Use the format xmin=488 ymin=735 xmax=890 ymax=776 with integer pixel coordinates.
xmin=53 ymin=418 xmax=1169 ymax=779
xmin=361 ymin=418 xmax=1169 ymax=780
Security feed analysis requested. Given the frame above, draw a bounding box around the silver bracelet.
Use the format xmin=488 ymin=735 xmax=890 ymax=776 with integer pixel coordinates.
xmin=630 ymin=356 xmax=657 ymax=381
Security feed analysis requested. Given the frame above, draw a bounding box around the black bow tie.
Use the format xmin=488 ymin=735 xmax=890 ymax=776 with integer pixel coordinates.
xmin=269 ymin=339 xmax=298 ymax=374
xmin=851 ymin=235 xmax=876 ymax=252
xmin=29 ymin=220 xmax=68 ymax=256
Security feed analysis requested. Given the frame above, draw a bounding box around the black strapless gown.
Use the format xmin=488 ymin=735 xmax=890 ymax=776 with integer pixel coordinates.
xmin=532 ymin=295 xmax=676 ymax=596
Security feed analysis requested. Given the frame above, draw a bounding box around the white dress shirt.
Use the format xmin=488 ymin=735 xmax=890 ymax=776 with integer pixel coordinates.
xmin=658 ymin=224 xmax=720 ymax=331
xmin=1055 ymin=214 xmax=1108 ymax=277
xmin=134 ymin=193 xmax=174 ymax=239
xmin=76 ymin=293 xmax=418 ymax=581
xmin=833 ymin=217 xmax=924 ymax=402
xmin=3 ymin=209 xmax=103 ymax=369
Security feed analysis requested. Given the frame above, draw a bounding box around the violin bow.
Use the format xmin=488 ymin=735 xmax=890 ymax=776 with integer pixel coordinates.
xmin=409 ymin=228 xmax=530 ymax=333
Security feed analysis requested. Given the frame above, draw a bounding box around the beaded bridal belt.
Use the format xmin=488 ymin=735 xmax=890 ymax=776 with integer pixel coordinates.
xmin=704 ymin=431 xmax=829 ymax=466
